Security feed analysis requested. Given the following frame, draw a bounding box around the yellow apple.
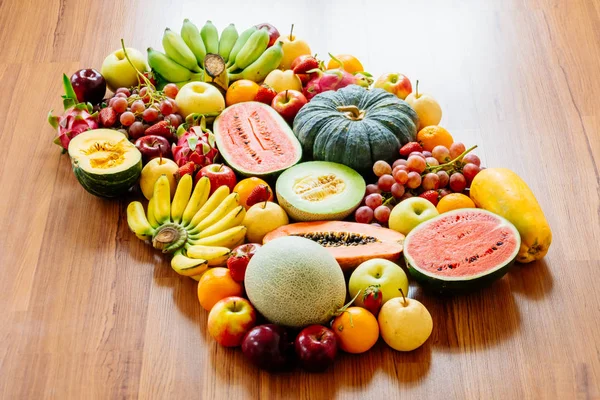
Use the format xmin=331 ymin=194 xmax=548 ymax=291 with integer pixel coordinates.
xmin=389 ymin=197 xmax=439 ymax=235
xmin=278 ymin=25 xmax=311 ymax=70
xmin=101 ymin=47 xmax=148 ymax=92
xmin=405 ymin=80 xmax=442 ymax=130
xmin=175 ymin=82 xmax=226 ymax=118
xmin=243 ymin=201 xmax=289 ymax=243
xmin=140 ymin=157 xmax=178 ymax=200
xmin=263 ymin=69 xmax=302 ymax=93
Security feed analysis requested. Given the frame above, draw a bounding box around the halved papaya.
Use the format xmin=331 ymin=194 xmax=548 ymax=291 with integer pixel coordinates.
xmin=263 ymin=221 xmax=404 ymax=271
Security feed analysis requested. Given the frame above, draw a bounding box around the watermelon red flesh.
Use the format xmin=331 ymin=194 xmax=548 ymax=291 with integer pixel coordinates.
xmin=404 ymin=209 xmax=520 ymax=293
xmin=214 ymin=102 xmax=302 ymax=176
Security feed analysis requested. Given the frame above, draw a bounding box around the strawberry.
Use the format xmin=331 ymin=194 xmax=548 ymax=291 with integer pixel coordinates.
xmin=98 ymin=106 xmax=117 ymax=128
xmin=145 ymin=120 xmax=174 ymax=141
xmin=292 ymin=55 xmax=320 ymax=75
xmin=255 ymin=84 xmax=277 ymax=105
xmin=176 ymin=161 xmax=196 ymax=181
xmin=246 ymin=184 xmax=273 ymax=208
xmin=419 ymin=190 xmax=439 ymax=206
xmin=399 ymin=142 xmax=423 ymax=157
xmin=227 ymin=243 xmax=261 ymax=282
xmin=362 ymin=285 xmax=383 ymax=316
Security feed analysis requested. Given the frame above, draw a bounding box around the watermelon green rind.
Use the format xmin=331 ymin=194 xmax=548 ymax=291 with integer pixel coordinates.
xmin=403 ymin=209 xmax=521 ymax=294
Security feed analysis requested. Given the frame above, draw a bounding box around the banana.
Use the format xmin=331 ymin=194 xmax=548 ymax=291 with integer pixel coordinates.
xmin=171 ymin=250 xmax=208 ymax=276
xmin=200 ymin=20 xmax=219 ymax=55
xmin=229 ymin=41 xmax=284 ymax=82
xmin=136 ymin=233 xmax=151 ymax=241
xmin=191 ymin=271 xmax=208 ymax=281
xmin=181 ymin=19 xmax=207 ymax=67
xmin=182 ymin=176 xmax=210 ymax=226
xmin=152 ymin=175 xmax=171 ymax=225
xmin=218 ymin=23 xmax=239 ymax=62
xmin=127 ymin=201 xmax=155 ymax=236
xmin=190 ymin=226 xmax=247 ymax=249
xmin=228 ymin=28 xmax=269 ymax=71
xmin=187 ymin=185 xmax=230 ymax=229
xmin=197 ymin=205 xmax=245 ymax=239
xmin=189 ymin=193 xmax=239 ymax=234
xmin=170 ymin=174 xmax=193 ymax=224
xmin=147 ymin=47 xmax=193 ymax=83
xmin=147 ymin=196 xmax=159 ymax=228
xmin=227 ymin=26 xmax=257 ymax=68
xmin=187 ymin=245 xmax=231 ymax=266
xmin=163 ymin=28 xmax=201 ymax=72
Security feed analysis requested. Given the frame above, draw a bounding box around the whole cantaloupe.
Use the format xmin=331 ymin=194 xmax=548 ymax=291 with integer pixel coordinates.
xmin=244 ymin=236 xmax=346 ymax=328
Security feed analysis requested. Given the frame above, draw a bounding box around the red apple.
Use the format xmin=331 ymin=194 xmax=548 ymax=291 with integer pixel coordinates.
xmin=135 ymin=135 xmax=172 ymax=163
xmin=70 ymin=68 xmax=106 ymax=105
xmin=374 ymin=73 xmax=412 ymax=100
xmin=255 ymin=23 xmax=280 ymax=47
xmin=208 ymin=296 xmax=257 ymax=347
xmin=197 ymin=163 xmax=237 ymax=195
xmin=227 ymin=243 xmax=261 ymax=282
xmin=294 ymin=325 xmax=338 ymax=372
xmin=271 ymin=90 xmax=307 ymax=124
xmin=242 ymin=324 xmax=295 ymax=371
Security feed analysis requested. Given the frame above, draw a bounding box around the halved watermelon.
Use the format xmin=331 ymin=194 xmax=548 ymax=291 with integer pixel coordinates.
xmin=404 ymin=208 xmax=520 ymax=293
xmin=213 ymin=101 xmax=302 ymax=177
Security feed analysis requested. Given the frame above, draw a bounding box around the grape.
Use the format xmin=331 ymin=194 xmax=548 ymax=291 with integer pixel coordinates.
xmin=462 ymin=163 xmax=481 ymax=181
xmin=108 ymin=97 xmax=117 ymax=108
xmin=400 ymin=192 xmax=413 ymax=201
xmin=131 ymin=100 xmax=145 ymax=114
xmin=407 ymin=171 xmax=422 ymax=189
xmin=432 ymin=145 xmax=450 ymax=163
xmin=463 ymin=153 xmax=481 ymax=167
xmin=439 ymin=188 xmax=452 ymax=198
xmin=365 ymin=184 xmax=381 ymax=196
xmin=377 ymin=174 xmax=395 ymax=192
xmin=392 ymin=159 xmax=408 ymax=169
xmin=143 ymin=108 xmax=159 ymax=122
xmin=156 ymin=114 xmax=165 ymax=122
xmin=114 ymin=92 xmax=128 ymax=98
xmin=426 ymin=157 xmax=439 ymax=166
xmin=374 ymin=205 xmax=391 ymax=224
xmin=159 ymin=100 xmax=174 ymax=116
xmin=355 ymin=206 xmax=374 ymax=224
xmin=129 ymin=121 xmax=145 ymax=139
xmin=112 ymin=97 xmax=128 ymax=113
xmin=171 ymin=101 xmax=179 ymax=113
xmin=365 ymin=193 xmax=383 ymax=209
xmin=373 ymin=160 xmax=392 ymax=177
xmin=393 ymin=169 xmax=409 ymax=185
xmin=406 ymin=155 xmax=426 ymax=173
xmin=409 ymin=151 xmax=425 ymax=158
xmin=449 ymin=142 xmax=466 ymax=159
xmin=115 ymin=88 xmax=131 ymax=96
xmin=437 ymin=170 xmax=449 ymax=188
xmin=393 ymin=165 xmax=408 ymax=174
xmin=449 ymin=172 xmax=466 ymax=192
xmin=163 ymin=83 xmax=179 ymax=99
xmin=119 ymin=111 xmax=135 ymax=127
xmin=422 ymin=151 xmax=432 ymax=157
xmin=391 ymin=183 xmax=405 ymax=199
xmin=140 ymin=87 xmax=152 ymax=103
xmin=422 ymin=173 xmax=440 ymax=190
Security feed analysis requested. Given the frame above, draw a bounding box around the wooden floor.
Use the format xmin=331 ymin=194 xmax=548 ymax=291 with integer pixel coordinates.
xmin=1 ymin=0 xmax=599 ymax=398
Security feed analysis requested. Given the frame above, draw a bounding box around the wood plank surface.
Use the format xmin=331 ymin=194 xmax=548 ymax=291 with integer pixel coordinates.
xmin=0 ymin=0 xmax=599 ymax=398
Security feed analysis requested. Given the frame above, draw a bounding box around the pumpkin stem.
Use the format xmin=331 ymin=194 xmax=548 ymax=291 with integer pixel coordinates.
xmin=336 ymin=105 xmax=365 ymax=121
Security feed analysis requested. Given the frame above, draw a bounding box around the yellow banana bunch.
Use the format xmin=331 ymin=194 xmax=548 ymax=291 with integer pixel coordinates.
xmin=126 ymin=174 xmax=247 ymax=278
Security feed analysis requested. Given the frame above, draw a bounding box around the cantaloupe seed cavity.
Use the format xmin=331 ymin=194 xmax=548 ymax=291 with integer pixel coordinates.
xmin=293 ymin=174 xmax=346 ymax=201
xmin=81 ymin=139 xmax=128 ymax=169
xmin=291 ymin=231 xmax=378 ymax=247
xmin=152 ymin=223 xmax=188 ymax=252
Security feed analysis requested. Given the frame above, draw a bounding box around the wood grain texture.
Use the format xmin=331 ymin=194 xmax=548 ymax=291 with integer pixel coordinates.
xmin=0 ymin=0 xmax=599 ymax=398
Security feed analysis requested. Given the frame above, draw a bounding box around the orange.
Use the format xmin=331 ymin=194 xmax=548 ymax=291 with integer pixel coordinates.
xmin=197 ymin=267 xmax=244 ymax=311
xmin=331 ymin=307 xmax=379 ymax=354
xmin=416 ymin=125 xmax=454 ymax=152
xmin=437 ymin=193 xmax=476 ymax=213
xmin=225 ymin=80 xmax=260 ymax=106
xmin=327 ymin=54 xmax=364 ymax=74
xmin=233 ymin=177 xmax=273 ymax=210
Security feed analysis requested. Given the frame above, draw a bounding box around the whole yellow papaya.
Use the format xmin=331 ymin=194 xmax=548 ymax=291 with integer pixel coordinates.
xmin=470 ymin=168 xmax=552 ymax=263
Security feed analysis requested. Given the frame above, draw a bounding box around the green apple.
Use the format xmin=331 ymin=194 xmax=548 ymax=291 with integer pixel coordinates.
xmin=101 ymin=47 xmax=148 ymax=92
xmin=175 ymin=82 xmax=226 ymax=118
xmin=389 ymin=197 xmax=439 ymax=235
xmin=349 ymin=258 xmax=409 ymax=307
xmin=140 ymin=157 xmax=178 ymax=200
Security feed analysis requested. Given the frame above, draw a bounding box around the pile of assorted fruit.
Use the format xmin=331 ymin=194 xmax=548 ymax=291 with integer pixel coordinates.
xmin=48 ymin=20 xmax=553 ymax=372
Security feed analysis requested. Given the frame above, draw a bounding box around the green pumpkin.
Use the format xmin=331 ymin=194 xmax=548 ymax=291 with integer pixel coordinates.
xmin=293 ymin=85 xmax=419 ymax=174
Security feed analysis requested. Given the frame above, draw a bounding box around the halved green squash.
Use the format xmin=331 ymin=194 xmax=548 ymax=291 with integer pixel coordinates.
xmin=68 ymin=129 xmax=142 ymax=198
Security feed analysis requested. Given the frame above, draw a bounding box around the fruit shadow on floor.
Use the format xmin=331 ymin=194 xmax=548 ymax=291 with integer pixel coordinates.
xmin=507 ymin=259 xmax=553 ymax=301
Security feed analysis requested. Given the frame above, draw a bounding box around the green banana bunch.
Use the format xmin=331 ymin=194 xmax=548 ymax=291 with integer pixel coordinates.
xmin=218 ymin=23 xmax=239 ymax=62
xmin=181 ymin=19 xmax=207 ymax=67
xmin=229 ymin=41 xmax=284 ymax=82
xmin=227 ymin=27 xmax=269 ymax=71
xmin=227 ymin=26 xmax=257 ymax=68
xmin=200 ymin=20 xmax=219 ymax=54
xmin=148 ymin=47 xmax=193 ymax=83
xmin=163 ymin=28 xmax=201 ymax=72
xmin=127 ymin=174 xmax=247 ymax=279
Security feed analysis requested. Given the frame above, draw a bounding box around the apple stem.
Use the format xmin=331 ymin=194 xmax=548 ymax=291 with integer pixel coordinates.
xmin=415 ymin=80 xmax=419 ymax=98
xmin=289 ymin=24 xmax=294 ymax=40
xmin=398 ymin=288 xmax=408 ymax=306
xmin=262 ymin=200 xmax=267 ymax=209
xmin=218 ymin=163 xmax=223 ymax=172
xmin=285 ymin=89 xmax=289 ymax=102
